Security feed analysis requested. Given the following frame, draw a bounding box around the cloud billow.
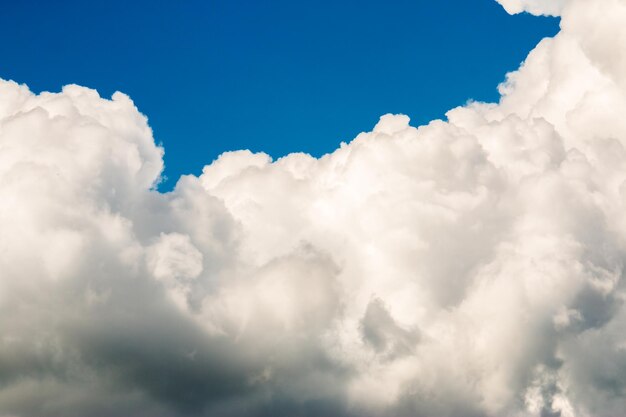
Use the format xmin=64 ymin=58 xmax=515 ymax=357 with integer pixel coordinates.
xmin=2 ymin=0 xmax=626 ymax=416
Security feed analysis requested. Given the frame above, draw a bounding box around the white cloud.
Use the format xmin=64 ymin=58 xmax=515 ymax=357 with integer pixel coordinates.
xmin=2 ymin=0 xmax=626 ymax=416
xmin=495 ymin=0 xmax=568 ymax=16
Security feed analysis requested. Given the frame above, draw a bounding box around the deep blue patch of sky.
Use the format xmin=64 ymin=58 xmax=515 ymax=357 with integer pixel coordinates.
xmin=1 ymin=0 xmax=558 ymax=190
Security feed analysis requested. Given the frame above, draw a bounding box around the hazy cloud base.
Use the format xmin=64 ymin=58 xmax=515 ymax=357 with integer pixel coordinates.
xmin=2 ymin=0 xmax=626 ymax=416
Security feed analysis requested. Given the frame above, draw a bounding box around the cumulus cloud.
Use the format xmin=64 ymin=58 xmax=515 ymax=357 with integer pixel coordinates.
xmin=2 ymin=0 xmax=626 ymax=416
xmin=495 ymin=0 xmax=568 ymax=16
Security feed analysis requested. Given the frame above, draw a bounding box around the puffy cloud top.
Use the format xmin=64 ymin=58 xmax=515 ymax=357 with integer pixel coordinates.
xmin=2 ymin=0 xmax=626 ymax=416
xmin=496 ymin=0 xmax=569 ymax=16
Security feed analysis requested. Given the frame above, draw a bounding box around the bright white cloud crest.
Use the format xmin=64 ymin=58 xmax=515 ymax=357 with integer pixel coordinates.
xmin=496 ymin=0 xmax=569 ymax=16
xmin=2 ymin=0 xmax=626 ymax=416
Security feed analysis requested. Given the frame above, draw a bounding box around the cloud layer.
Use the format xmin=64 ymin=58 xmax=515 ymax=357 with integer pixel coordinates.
xmin=2 ymin=0 xmax=626 ymax=416
xmin=495 ymin=0 xmax=569 ymax=16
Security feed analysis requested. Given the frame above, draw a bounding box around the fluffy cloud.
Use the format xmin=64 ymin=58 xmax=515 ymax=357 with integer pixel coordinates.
xmin=495 ymin=0 xmax=569 ymax=16
xmin=2 ymin=0 xmax=626 ymax=416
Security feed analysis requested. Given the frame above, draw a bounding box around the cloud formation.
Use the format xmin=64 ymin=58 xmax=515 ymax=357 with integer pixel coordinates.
xmin=495 ymin=0 xmax=568 ymax=16
xmin=2 ymin=0 xmax=626 ymax=416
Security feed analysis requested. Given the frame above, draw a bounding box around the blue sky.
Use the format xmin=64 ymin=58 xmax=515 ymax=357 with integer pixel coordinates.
xmin=0 ymin=0 xmax=558 ymax=190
